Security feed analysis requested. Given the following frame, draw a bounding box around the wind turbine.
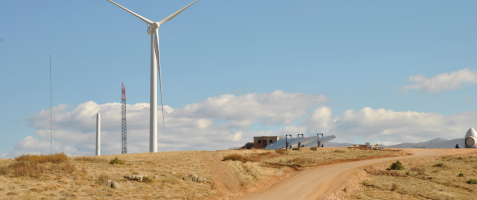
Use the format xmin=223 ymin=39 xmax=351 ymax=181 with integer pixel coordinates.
xmin=107 ymin=0 xmax=199 ymax=152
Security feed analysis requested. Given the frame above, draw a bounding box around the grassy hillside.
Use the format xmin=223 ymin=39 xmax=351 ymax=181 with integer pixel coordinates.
xmin=348 ymin=154 xmax=477 ymax=199
xmin=0 ymin=148 xmax=404 ymax=199
xmin=0 ymin=152 xmax=213 ymax=199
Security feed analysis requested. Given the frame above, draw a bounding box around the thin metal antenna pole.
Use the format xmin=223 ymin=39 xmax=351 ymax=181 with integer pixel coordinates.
xmin=50 ymin=55 xmax=52 ymax=155
xmin=121 ymin=83 xmax=127 ymax=154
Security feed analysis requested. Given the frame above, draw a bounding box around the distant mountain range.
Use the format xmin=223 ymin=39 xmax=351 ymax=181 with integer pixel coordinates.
xmin=324 ymin=138 xmax=464 ymax=149
xmin=324 ymin=142 xmax=356 ymax=147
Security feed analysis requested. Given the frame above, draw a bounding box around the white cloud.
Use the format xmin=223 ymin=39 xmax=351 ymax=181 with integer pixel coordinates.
xmin=8 ymin=90 xmax=476 ymax=158
xmin=7 ymin=90 xmax=328 ymax=157
xmin=302 ymin=106 xmax=477 ymax=144
xmin=173 ymin=90 xmax=329 ymax=125
xmin=232 ymin=131 xmax=243 ymax=141
xmin=302 ymin=106 xmax=335 ymax=133
xmin=401 ymin=68 xmax=477 ymax=92
xmin=9 ymin=136 xmax=89 ymax=156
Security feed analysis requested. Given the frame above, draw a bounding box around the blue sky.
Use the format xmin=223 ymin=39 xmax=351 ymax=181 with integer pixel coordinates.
xmin=1 ymin=0 xmax=476 ymax=157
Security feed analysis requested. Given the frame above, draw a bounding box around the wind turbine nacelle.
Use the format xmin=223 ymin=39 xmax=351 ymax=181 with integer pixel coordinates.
xmin=464 ymin=128 xmax=477 ymax=148
xmin=147 ymin=23 xmax=160 ymax=34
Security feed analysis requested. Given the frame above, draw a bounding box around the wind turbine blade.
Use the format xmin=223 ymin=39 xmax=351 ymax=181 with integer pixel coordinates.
xmin=153 ymin=29 xmax=165 ymax=129
xmin=107 ymin=0 xmax=154 ymax=25
xmin=157 ymin=0 xmax=199 ymax=25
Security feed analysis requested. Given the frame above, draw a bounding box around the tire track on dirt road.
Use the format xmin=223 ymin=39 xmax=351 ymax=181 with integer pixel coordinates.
xmin=199 ymin=152 xmax=245 ymax=199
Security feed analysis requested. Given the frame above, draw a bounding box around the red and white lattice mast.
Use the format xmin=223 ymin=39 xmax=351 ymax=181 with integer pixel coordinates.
xmin=121 ymin=83 xmax=127 ymax=154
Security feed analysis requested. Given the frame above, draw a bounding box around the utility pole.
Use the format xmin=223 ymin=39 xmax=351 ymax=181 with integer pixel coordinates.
xmin=121 ymin=83 xmax=127 ymax=154
xmin=50 ymin=55 xmax=53 ymax=155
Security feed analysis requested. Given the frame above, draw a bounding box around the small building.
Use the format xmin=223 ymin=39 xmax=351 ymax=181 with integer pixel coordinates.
xmin=365 ymin=142 xmax=371 ymax=148
xmin=254 ymin=136 xmax=279 ymax=149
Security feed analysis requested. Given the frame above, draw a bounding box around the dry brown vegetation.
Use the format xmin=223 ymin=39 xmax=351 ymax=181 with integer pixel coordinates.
xmin=15 ymin=153 xmax=68 ymax=164
xmin=0 ymin=148 xmax=405 ymax=199
xmin=0 ymin=153 xmax=75 ymax=179
xmin=348 ymin=154 xmax=477 ymax=199
xmin=73 ymin=156 xmax=107 ymax=163
xmin=97 ymin=174 xmax=110 ymax=185
xmin=275 ymin=148 xmax=288 ymax=154
xmin=223 ymin=154 xmax=246 ymax=162
xmin=0 ymin=151 xmax=213 ymax=199
xmin=217 ymin=147 xmax=403 ymax=186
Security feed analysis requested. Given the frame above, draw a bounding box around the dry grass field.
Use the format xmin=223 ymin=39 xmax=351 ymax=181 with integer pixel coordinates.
xmin=0 ymin=148 xmax=405 ymax=199
xmin=348 ymin=153 xmax=477 ymax=200
xmin=0 ymin=151 xmax=214 ymax=199
xmin=216 ymin=147 xmax=404 ymax=186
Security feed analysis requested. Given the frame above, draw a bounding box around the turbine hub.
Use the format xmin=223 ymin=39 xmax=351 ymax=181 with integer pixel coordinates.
xmin=147 ymin=23 xmax=160 ymax=34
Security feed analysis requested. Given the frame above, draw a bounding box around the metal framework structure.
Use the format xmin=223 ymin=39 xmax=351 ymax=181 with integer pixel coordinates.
xmin=121 ymin=83 xmax=127 ymax=154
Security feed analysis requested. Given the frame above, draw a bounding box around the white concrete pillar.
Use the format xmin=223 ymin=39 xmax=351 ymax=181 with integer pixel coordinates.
xmin=96 ymin=113 xmax=101 ymax=156
xmin=150 ymin=32 xmax=158 ymax=153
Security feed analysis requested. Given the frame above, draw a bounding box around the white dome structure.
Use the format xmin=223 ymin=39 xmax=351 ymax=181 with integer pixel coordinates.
xmin=464 ymin=128 xmax=477 ymax=148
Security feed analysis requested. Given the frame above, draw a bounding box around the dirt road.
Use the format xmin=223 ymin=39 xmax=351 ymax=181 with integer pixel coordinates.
xmin=199 ymin=152 xmax=245 ymax=199
xmin=233 ymin=149 xmax=476 ymax=200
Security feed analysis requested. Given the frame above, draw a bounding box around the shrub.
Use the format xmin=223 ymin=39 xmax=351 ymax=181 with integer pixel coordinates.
xmin=15 ymin=153 xmax=67 ymax=164
xmin=362 ymin=180 xmax=373 ymax=186
xmin=30 ymin=188 xmax=42 ymax=193
xmin=6 ymin=192 xmax=18 ymax=196
xmin=459 ymin=173 xmax=464 ymax=177
xmin=289 ymin=158 xmax=314 ymax=165
xmin=457 ymin=157 xmax=463 ymax=160
xmin=405 ymin=171 xmax=410 ymax=175
xmin=333 ymin=150 xmax=346 ymax=153
xmin=97 ymin=174 xmax=109 ymax=184
xmin=10 ymin=162 xmax=45 ymax=177
xmin=109 ymin=158 xmax=124 ymax=165
xmin=223 ymin=154 xmax=245 ymax=162
xmin=390 ymin=160 xmax=405 ymax=170
xmin=143 ymin=177 xmax=154 ymax=183
xmin=5 ymin=154 xmax=75 ymax=178
xmin=411 ymin=167 xmax=426 ymax=175
xmin=432 ymin=163 xmax=446 ymax=168
xmin=275 ymin=148 xmax=288 ymax=154
xmin=61 ymin=163 xmax=76 ymax=173
xmin=391 ymin=183 xmax=398 ymax=191
xmin=74 ymin=156 xmax=107 ymax=163
xmin=0 ymin=166 xmax=9 ymax=175
xmin=466 ymin=179 xmax=477 ymax=184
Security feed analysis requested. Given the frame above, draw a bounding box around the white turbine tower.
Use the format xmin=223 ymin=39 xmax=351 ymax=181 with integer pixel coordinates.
xmin=107 ymin=0 xmax=199 ymax=152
